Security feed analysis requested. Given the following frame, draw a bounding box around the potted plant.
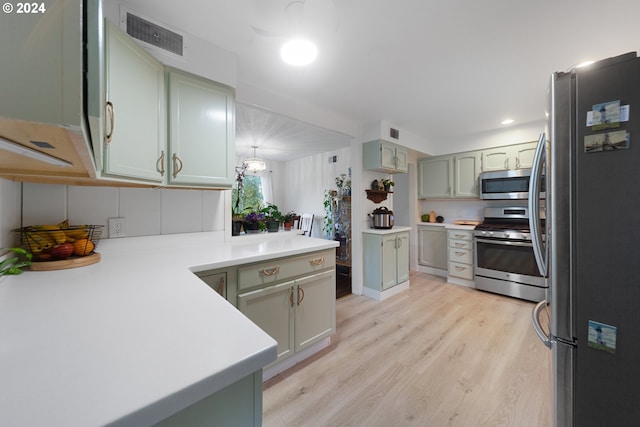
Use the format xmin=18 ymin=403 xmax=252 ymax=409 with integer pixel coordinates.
xmin=381 ymin=178 xmax=395 ymax=191
xmin=232 ymin=164 xmax=248 ymax=236
xmin=242 ymin=209 xmax=265 ymax=234
xmin=282 ymin=211 xmax=296 ymax=231
xmin=261 ymin=203 xmax=282 ymax=233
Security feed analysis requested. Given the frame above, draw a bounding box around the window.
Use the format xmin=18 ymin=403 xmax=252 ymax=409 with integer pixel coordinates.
xmin=233 ymin=174 xmax=264 ymax=213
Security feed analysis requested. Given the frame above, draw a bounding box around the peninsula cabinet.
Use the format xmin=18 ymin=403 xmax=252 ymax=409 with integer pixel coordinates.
xmin=481 ymin=142 xmax=537 ymax=172
xmin=102 ymin=20 xmax=166 ymax=183
xmin=167 ymin=68 xmax=235 ymax=188
xmin=237 ymin=250 xmax=336 ymax=366
xmin=363 ymin=140 xmax=409 ymax=173
xmin=363 ymin=229 xmax=410 ymax=299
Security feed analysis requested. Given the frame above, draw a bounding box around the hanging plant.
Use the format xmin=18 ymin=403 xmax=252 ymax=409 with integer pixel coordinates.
xmin=322 ymin=189 xmax=335 ymax=239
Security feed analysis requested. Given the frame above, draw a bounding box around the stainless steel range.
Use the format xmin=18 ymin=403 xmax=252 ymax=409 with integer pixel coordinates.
xmin=473 ymin=206 xmax=547 ymax=302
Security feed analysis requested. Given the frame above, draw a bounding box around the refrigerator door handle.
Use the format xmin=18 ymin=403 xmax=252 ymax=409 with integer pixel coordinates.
xmin=531 ymin=300 xmax=553 ymax=348
xmin=528 ymin=132 xmax=547 ymax=277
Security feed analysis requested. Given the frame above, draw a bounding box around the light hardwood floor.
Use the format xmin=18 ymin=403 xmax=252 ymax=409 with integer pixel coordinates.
xmin=263 ymin=272 xmax=551 ymax=427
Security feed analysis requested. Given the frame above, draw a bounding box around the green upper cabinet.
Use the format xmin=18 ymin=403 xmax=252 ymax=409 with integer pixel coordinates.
xmin=363 ymin=140 xmax=408 ymax=173
xmin=167 ymin=68 xmax=235 ymax=188
xmin=103 ymin=20 xmax=166 ymax=183
xmin=418 ymin=155 xmax=453 ymax=198
xmin=481 ymin=141 xmax=537 ymax=172
xmin=453 ymin=151 xmax=480 ymax=197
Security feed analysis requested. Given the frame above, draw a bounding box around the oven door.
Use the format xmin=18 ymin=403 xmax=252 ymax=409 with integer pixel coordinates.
xmin=474 ymin=237 xmax=547 ymax=287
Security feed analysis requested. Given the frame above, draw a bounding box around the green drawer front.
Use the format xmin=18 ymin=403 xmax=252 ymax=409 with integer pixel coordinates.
xmin=238 ymin=249 xmax=335 ymax=291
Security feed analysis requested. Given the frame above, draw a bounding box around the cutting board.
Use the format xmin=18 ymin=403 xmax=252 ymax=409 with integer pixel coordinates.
xmin=453 ymin=220 xmax=481 ymax=226
xmin=29 ymin=253 xmax=101 ymax=271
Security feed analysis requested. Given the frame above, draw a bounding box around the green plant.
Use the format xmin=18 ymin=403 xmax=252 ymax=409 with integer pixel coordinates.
xmin=381 ymin=178 xmax=395 ymax=188
xmin=0 ymin=247 xmax=32 ymax=276
xmin=260 ymin=203 xmax=282 ymax=222
xmin=282 ymin=211 xmax=296 ymax=223
xmin=323 ymin=190 xmax=335 ymax=239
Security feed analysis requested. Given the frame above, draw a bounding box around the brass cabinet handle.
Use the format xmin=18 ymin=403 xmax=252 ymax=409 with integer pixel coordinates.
xmin=454 ymin=234 xmax=466 ymax=239
xmin=504 ymin=158 xmax=509 ymax=170
xmin=455 ymin=251 xmax=466 ymax=257
xmin=172 ymin=153 xmax=183 ymax=178
xmin=157 ymin=150 xmax=165 ymax=177
xmin=260 ymin=266 xmax=280 ymax=276
xmin=297 ymin=286 xmax=305 ymax=305
xmin=454 ymin=242 xmax=465 ymax=247
xmin=289 ymin=288 xmax=294 ymax=307
xmin=309 ymin=257 xmax=325 ymax=266
xmin=515 ymin=157 xmax=521 ymax=169
xmin=455 ymin=266 xmax=467 ymax=271
xmin=105 ymin=101 xmax=114 ymax=143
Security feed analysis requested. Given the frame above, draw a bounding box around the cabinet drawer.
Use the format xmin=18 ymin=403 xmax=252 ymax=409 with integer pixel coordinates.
xmin=449 ymin=261 xmax=474 ymax=280
xmin=449 ymin=238 xmax=472 ymax=250
xmin=448 ymin=247 xmax=472 ymax=265
xmin=447 ymin=229 xmax=473 ymax=241
xmin=238 ymin=250 xmax=335 ymax=291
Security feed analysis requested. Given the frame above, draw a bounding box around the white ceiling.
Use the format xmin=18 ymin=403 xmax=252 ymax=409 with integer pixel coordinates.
xmin=124 ymin=0 xmax=640 ymax=160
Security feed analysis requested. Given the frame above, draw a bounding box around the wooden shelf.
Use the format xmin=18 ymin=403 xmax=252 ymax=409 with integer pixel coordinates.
xmin=365 ymin=190 xmax=393 ymax=203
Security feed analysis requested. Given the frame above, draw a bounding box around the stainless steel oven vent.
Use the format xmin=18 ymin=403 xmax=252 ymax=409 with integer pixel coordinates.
xmin=125 ymin=12 xmax=184 ymax=56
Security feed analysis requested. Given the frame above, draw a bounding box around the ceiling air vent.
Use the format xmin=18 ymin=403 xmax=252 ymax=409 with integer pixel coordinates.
xmin=389 ymin=127 xmax=400 ymax=140
xmin=124 ymin=11 xmax=185 ymax=57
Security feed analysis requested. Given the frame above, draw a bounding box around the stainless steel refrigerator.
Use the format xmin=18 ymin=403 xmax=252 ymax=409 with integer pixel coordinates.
xmin=530 ymin=51 xmax=640 ymax=427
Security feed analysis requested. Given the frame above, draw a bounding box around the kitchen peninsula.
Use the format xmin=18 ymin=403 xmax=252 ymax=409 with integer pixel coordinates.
xmin=0 ymin=232 xmax=338 ymax=426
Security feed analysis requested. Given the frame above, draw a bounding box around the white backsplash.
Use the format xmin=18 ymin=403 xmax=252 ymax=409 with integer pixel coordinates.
xmin=418 ymin=198 xmax=528 ymax=223
xmin=21 ymin=183 xmax=226 ymax=238
xmin=0 ymin=179 xmax=21 ymax=247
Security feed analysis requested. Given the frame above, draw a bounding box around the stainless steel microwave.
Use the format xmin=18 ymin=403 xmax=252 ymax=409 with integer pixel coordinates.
xmin=479 ymin=168 xmax=544 ymax=200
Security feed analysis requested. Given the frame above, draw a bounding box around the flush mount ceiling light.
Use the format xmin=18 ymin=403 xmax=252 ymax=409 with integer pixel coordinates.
xmin=243 ymin=145 xmax=266 ymax=172
xmin=280 ymin=39 xmax=318 ymax=66
xmin=501 ymin=119 xmax=515 ymax=125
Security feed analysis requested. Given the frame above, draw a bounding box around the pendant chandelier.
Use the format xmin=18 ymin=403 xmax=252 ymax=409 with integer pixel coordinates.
xmin=244 ymin=145 xmax=266 ymax=172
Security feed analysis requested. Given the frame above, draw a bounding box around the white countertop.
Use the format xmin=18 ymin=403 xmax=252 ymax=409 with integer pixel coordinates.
xmin=362 ymin=225 xmax=412 ymax=235
xmin=416 ymin=222 xmax=477 ymax=231
xmin=0 ymin=232 xmax=339 ymax=427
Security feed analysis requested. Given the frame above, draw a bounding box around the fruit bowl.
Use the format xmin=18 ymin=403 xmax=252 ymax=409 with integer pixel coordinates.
xmin=17 ymin=222 xmax=104 ymax=263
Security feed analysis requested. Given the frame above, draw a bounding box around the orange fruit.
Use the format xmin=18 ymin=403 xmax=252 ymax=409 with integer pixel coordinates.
xmin=73 ymin=239 xmax=95 ymax=256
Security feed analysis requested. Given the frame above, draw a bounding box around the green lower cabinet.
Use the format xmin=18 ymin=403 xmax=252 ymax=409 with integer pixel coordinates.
xmin=238 ymin=270 xmax=336 ymax=366
xmin=153 ymin=371 xmax=263 ymax=427
xmin=363 ymin=231 xmax=410 ymax=292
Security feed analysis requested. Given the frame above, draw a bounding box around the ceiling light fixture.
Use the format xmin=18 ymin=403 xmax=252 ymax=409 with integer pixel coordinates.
xmin=280 ymin=39 xmax=318 ymax=66
xmin=243 ymin=145 xmax=266 ymax=172
xmin=501 ymin=119 xmax=514 ymax=125
xmin=0 ymin=136 xmax=72 ymax=167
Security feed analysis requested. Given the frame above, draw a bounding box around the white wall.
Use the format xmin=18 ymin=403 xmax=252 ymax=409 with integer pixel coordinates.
xmin=282 ymin=146 xmax=351 ymax=238
xmin=0 ymin=179 xmax=22 ymax=248
xmin=20 ymin=183 xmax=225 ymax=239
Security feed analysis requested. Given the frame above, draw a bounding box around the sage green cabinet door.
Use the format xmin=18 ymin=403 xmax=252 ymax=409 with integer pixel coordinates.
xmin=481 ymin=146 xmax=510 ymax=171
xmin=481 ymin=142 xmax=537 ymax=171
xmin=381 ymin=234 xmax=399 ymax=290
xmin=418 ymin=226 xmax=447 ymax=269
xmin=453 ymin=151 xmax=480 ymax=197
xmin=418 ymin=156 xmax=453 ymax=198
xmin=394 ymin=146 xmax=409 ymax=173
xmin=380 ymin=141 xmax=397 ymax=170
xmin=238 ymin=281 xmax=295 ymax=363
xmin=363 ymin=140 xmax=408 ymax=173
xmin=295 ymin=270 xmax=336 ymax=352
xmin=103 ymin=21 xmax=165 ymax=182
xmin=512 ymin=142 xmax=537 ymax=169
xmin=167 ymin=69 xmax=235 ymax=187
xmin=396 ymin=232 xmax=410 ymax=283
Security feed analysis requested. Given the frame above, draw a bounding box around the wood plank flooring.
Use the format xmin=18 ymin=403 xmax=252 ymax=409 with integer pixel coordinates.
xmin=263 ymin=272 xmax=551 ymax=427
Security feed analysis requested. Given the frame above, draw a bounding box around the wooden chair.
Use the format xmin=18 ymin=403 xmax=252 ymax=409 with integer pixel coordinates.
xmin=299 ymin=213 xmax=314 ymax=237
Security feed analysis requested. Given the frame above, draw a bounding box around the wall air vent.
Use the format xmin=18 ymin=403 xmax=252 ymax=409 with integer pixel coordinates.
xmin=123 ymin=10 xmax=185 ymax=57
xmin=389 ymin=127 xmax=400 ymax=140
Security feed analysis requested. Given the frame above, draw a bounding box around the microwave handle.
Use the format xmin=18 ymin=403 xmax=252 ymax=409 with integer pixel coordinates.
xmin=528 ymin=132 xmax=547 ymax=277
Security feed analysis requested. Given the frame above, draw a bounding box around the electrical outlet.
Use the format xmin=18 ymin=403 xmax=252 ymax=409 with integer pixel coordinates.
xmin=108 ymin=218 xmax=126 ymax=238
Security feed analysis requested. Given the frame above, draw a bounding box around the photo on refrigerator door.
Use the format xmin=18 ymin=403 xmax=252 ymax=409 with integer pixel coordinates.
xmin=591 ymin=100 xmax=621 ymax=130
xmin=584 ymin=130 xmax=630 ymax=152
xmin=587 ymin=320 xmax=617 ymax=354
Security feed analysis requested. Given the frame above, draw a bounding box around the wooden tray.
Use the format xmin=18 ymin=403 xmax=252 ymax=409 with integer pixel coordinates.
xmin=29 ymin=253 xmax=101 ymax=271
xmin=453 ymin=220 xmax=481 ymax=226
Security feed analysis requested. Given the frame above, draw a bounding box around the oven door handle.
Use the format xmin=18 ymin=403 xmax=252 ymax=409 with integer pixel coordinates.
xmin=475 ymin=238 xmax=533 ymax=247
